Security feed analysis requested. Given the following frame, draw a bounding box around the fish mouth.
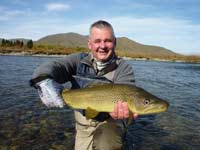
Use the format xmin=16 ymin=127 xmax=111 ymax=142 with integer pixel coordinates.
xmin=143 ymin=102 xmax=169 ymax=114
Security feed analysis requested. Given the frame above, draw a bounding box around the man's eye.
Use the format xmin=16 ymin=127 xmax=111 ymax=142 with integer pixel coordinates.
xmin=105 ymin=39 xmax=112 ymax=43
xmin=94 ymin=39 xmax=101 ymax=43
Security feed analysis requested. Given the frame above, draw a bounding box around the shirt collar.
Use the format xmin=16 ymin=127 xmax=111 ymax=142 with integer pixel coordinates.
xmin=80 ymin=52 xmax=119 ymax=75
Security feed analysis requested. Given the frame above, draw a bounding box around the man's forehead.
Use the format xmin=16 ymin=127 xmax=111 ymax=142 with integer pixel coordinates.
xmin=93 ymin=26 xmax=113 ymax=32
xmin=90 ymin=27 xmax=114 ymax=38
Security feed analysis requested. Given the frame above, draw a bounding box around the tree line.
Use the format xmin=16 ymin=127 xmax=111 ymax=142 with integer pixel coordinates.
xmin=1 ymin=39 xmax=33 ymax=49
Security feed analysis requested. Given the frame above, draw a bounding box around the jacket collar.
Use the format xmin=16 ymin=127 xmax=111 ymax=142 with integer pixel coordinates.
xmin=80 ymin=52 xmax=93 ymax=67
xmin=80 ymin=52 xmax=119 ymax=76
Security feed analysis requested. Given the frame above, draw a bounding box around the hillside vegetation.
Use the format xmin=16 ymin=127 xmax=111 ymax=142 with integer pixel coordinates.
xmin=0 ymin=33 xmax=200 ymax=63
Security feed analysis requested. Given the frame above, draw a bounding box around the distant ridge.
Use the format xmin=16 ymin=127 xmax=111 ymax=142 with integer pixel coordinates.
xmin=116 ymin=37 xmax=176 ymax=56
xmin=37 ymin=32 xmax=88 ymax=48
xmin=36 ymin=32 xmax=177 ymax=56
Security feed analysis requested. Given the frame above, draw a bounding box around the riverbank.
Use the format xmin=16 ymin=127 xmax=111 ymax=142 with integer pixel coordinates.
xmin=0 ymin=52 xmax=66 ymax=57
xmin=1 ymin=51 xmax=199 ymax=64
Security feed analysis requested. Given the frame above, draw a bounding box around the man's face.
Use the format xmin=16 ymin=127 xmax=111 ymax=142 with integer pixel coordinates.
xmin=88 ymin=27 xmax=116 ymax=62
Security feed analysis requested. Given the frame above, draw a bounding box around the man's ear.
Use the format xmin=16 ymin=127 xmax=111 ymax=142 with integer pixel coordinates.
xmin=87 ymin=39 xmax=92 ymax=49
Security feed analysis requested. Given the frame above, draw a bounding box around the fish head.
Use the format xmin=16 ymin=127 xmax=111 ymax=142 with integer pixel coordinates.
xmin=128 ymin=87 xmax=169 ymax=115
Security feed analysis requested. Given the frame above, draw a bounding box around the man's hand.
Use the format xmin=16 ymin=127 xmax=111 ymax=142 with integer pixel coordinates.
xmin=109 ymin=101 xmax=138 ymax=120
xmin=37 ymin=79 xmax=64 ymax=108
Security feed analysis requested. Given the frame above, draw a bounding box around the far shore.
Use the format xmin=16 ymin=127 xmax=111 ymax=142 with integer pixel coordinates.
xmin=0 ymin=52 xmax=66 ymax=57
xmin=1 ymin=52 xmax=199 ymax=64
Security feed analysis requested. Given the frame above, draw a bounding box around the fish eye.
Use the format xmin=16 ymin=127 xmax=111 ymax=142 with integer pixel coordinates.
xmin=143 ymin=99 xmax=150 ymax=106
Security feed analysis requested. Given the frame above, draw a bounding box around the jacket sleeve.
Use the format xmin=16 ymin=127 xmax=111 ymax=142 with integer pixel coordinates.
xmin=30 ymin=53 xmax=82 ymax=85
xmin=113 ymin=59 xmax=135 ymax=85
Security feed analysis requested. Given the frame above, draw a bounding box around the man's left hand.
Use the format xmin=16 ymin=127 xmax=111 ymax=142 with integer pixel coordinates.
xmin=109 ymin=101 xmax=138 ymax=120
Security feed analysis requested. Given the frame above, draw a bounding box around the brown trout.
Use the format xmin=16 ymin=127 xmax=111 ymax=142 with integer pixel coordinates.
xmin=62 ymin=83 xmax=169 ymax=119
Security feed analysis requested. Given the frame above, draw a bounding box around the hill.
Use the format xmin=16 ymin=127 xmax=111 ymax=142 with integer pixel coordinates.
xmin=36 ymin=32 xmax=88 ymax=48
xmin=1 ymin=34 xmax=200 ymax=63
xmin=36 ymin=32 xmax=177 ymax=57
xmin=116 ymin=37 xmax=176 ymax=56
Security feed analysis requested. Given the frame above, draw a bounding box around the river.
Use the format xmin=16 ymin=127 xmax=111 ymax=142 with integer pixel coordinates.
xmin=0 ymin=55 xmax=199 ymax=150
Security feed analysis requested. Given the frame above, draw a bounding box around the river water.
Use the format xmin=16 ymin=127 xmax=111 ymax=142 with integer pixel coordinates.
xmin=0 ymin=55 xmax=199 ymax=150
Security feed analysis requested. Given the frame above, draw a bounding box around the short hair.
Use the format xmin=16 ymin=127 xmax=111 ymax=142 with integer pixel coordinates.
xmin=89 ymin=20 xmax=115 ymax=38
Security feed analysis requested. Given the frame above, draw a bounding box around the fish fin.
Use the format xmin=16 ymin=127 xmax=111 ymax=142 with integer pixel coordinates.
xmin=124 ymin=111 xmax=133 ymax=130
xmin=128 ymin=111 xmax=133 ymax=126
xmin=85 ymin=107 xmax=99 ymax=119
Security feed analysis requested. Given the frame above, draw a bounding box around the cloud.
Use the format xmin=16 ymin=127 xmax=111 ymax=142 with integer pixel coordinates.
xmin=0 ymin=5 xmax=26 ymax=21
xmin=45 ymin=3 xmax=70 ymax=12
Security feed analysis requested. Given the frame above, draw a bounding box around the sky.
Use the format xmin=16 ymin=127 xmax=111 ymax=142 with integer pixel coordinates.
xmin=0 ymin=0 xmax=200 ymax=55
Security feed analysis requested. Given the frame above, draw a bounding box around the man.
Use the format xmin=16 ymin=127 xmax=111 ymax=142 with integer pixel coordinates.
xmin=30 ymin=20 xmax=138 ymax=150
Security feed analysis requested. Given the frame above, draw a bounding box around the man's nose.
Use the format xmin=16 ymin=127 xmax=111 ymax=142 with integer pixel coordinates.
xmin=99 ymin=41 xmax=106 ymax=48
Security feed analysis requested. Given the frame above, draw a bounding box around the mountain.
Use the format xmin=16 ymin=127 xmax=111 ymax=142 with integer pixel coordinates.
xmin=116 ymin=37 xmax=176 ymax=56
xmin=36 ymin=32 xmax=176 ymax=56
xmin=36 ymin=32 xmax=88 ymax=48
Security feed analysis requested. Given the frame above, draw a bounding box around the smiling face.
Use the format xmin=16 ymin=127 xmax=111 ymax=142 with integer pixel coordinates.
xmin=88 ymin=27 xmax=116 ymax=62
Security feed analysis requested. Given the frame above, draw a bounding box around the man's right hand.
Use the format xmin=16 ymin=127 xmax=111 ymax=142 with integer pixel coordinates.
xmin=37 ymin=79 xmax=64 ymax=108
